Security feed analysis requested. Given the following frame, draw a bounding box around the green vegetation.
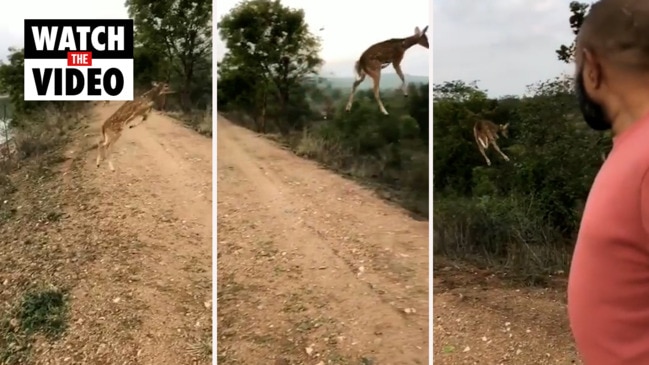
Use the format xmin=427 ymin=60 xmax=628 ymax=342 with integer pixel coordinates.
xmin=127 ymin=0 xmax=213 ymax=135
xmin=433 ymin=1 xmax=603 ymax=284
xmin=0 ymin=287 xmax=69 ymax=364
xmin=217 ymin=0 xmax=430 ymax=216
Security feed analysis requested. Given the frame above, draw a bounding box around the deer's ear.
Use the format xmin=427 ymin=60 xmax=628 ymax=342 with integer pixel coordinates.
xmin=421 ymin=26 xmax=429 ymax=35
xmin=503 ymin=123 xmax=510 ymax=129
xmin=414 ymin=26 xmax=421 ymax=36
xmin=151 ymin=81 xmax=158 ymax=87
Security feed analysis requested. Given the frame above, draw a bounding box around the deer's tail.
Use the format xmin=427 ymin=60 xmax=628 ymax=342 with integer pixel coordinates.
xmin=354 ymin=60 xmax=364 ymax=81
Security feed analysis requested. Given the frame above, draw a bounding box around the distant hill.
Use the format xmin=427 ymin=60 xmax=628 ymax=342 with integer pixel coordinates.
xmin=214 ymin=72 xmax=429 ymax=91
xmin=319 ymin=73 xmax=429 ymax=91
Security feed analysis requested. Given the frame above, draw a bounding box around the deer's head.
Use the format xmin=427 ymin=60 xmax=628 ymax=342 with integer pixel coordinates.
xmin=414 ymin=26 xmax=429 ymax=49
xmin=151 ymin=81 xmax=175 ymax=96
xmin=499 ymin=123 xmax=510 ymax=138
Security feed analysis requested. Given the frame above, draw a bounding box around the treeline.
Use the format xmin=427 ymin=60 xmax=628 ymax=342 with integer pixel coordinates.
xmin=217 ymin=0 xmax=430 ymax=215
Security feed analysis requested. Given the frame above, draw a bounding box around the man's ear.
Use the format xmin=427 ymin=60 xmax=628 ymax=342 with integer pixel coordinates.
xmin=582 ymin=48 xmax=602 ymax=90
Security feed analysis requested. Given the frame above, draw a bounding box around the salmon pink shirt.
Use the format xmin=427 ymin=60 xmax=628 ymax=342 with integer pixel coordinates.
xmin=568 ymin=113 xmax=649 ymax=364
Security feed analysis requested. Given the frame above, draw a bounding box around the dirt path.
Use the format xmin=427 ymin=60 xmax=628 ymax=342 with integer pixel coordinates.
xmin=27 ymin=103 xmax=212 ymax=364
xmin=433 ymin=260 xmax=582 ymax=365
xmin=216 ymin=116 xmax=429 ymax=364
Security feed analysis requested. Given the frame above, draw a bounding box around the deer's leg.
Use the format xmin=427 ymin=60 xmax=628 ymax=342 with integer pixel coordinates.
xmin=103 ymin=131 xmax=122 ymax=172
xmin=477 ymin=145 xmax=491 ymax=166
xmin=345 ymin=74 xmax=366 ymax=111
xmin=129 ymin=107 xmax=153 ymax=129
xmin=367 ymin=69 xmax=388 ymax=115
xmin=393 ymin=62 xmax=408 ymax=97
xmin=491 ymin=141 xmax=510 ymax=162
xmin=96 ymin=135 xmax=106 ymax=167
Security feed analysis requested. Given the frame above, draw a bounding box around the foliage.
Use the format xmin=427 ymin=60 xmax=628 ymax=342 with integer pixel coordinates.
xmin=556 ymin=1 xmax=590 ymax=63
xmin=126 ymin=0 xmax=213 ymax=111
xmin=217 ymin=0 xmax=323 ymax=134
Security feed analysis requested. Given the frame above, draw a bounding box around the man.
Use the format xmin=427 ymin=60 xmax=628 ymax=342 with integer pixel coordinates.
xmin=568 ymin=0 xmax=649 ymax=364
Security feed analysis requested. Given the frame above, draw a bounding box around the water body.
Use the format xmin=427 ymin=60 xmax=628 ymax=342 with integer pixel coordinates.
xmin=0 ymin=119 xmax=10 ymax=144
xmin=0 ymin=96 xmax=11 ymax=144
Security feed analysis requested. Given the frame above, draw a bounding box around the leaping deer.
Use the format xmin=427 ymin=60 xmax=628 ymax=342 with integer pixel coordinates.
xmin=345 ymin=26 xmax=429 ymax=115
xmin=96 ymin=81 xmax=174 ymax=171
xmin=473 ymin=119 xmax=511 ymax=166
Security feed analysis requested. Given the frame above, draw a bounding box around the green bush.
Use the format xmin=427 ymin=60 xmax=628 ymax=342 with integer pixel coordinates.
xmin=434 ymin=195 xmax=570 ymax=284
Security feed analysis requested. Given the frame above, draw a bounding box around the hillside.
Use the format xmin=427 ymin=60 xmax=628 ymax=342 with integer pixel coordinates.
xmin=321 ymin=73 xmax=429 ymax=90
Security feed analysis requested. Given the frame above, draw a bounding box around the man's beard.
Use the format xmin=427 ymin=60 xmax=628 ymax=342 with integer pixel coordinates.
xmin=575 ymin=71 xmax=612 ymax=131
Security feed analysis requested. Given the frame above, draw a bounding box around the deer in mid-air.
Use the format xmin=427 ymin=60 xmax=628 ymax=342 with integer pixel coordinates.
xmin=96 ymin=81 xmax=174 ymax=171
xmin=345 ymin=26 xmax=429 ymax=115
xmin=473 ymin=119 xmax=511 ymax=166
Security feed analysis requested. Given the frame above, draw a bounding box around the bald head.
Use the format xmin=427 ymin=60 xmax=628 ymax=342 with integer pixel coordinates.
xmin=577 ymin=0 xmax=649 ymax=70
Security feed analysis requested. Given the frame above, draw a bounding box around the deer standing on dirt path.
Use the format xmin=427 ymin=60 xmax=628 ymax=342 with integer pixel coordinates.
xmin=96 ymin=81 xmax=174 ymax=171
xmin=473 ymin=119 xmax=511 ymax=166
xmin=345 ymin=26 xmax=429 ymax=115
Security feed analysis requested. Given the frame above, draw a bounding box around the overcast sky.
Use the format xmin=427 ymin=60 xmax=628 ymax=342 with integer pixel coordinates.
xmin=433 ymin=0 xmax=576 ymax=97
xmin=216 ymin=0 xmax=431 ymax=78
xmin=0 ymin=0 xmax=128 ymax=62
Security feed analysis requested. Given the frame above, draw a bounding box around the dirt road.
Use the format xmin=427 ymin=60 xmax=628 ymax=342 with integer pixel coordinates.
xmin=5 ymin=103 xmax=213 ymax=364
xmin=433 ymin=260 xmax=582 ymax=365
xmin=216 ymin=116 xmax=429 ymax=364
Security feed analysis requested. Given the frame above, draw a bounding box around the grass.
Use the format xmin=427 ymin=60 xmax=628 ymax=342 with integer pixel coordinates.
xmin=0 ymin=287 xmax=69 ymax=364
xmin=288 ymin=129 xmax=429 ymax=218
xmin=170 ymin=108 xmax=212 ymax=137
xmin=188 ymin=333 xmax=212 ymax=362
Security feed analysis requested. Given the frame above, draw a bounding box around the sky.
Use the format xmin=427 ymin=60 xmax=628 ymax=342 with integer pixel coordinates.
xmin=0 ymin=0 xmax=129 ymax=62
xmin=215 ymin=0 xmax=431 ymax=78
xmin=433 ymin=0 xmax=576 ymax=97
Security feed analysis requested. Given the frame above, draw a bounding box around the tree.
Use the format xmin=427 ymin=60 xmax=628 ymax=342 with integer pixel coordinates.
xmin=126 ymin=0 xmax=212 ymax=112
xmin=556 ymin=1 xmax=590 ymax=63
xmin=0 ymin=48 xmax=55 ymax=124
xmin=217 ymin=0 xmax=323 ymax=135
xmin=0 ymin=49 xmax=27 ymax=116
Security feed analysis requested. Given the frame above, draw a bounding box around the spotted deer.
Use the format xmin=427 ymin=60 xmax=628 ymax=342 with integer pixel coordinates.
xmin=96 ymin=81 xmax=174 ymax=171
xmin=473 ymin=119 xmax=510 ymax=166
xmin=345 ymin=26 xmax=429 ymax=115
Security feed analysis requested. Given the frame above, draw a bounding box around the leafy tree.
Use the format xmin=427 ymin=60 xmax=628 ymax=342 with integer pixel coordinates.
xmin=0 ymin=49 xmax=29 ymax=117
xmin=0 ymin=48 xmax=76 ymax=126
xmin=217 ymin=0 xmax=323 ymax=134
xmin=556 ymin=1 xmax=590 ymax=63
xmin=126 ymin=0 xmax=212 ymax=111
xmin=407 ymin=83 xmax=429 ymax=143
